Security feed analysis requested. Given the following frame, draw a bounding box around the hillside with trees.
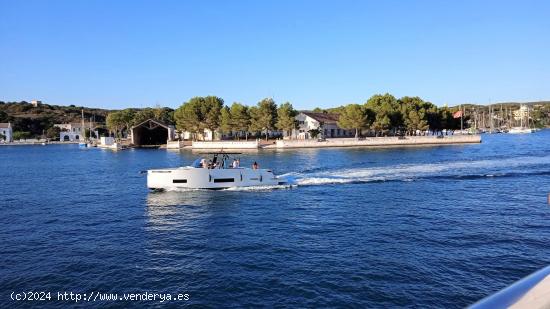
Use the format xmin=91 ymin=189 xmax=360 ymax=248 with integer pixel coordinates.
xmin=3 ymin=96 xmax=549 ymax=141
xmin=0 ymin=101 xmax=111 ymax=139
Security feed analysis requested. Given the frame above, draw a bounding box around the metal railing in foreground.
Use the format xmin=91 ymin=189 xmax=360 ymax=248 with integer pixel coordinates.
xmin=470 ymin=265 xmax=550 ymax=308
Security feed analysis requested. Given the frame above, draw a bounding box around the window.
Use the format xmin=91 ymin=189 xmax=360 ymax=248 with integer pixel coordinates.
xmin=173 ymin=179 xmax=187 ymax=183
xmin=213 ymin=178 xmax=234 ymax=183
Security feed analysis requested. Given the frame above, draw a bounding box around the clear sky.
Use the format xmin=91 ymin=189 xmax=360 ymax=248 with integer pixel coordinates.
xmin=1 ymin=0 xmax=549 ymax=110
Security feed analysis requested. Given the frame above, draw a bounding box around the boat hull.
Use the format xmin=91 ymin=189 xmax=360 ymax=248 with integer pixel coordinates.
xmin=147 ymin=167 xmax=287 ymax=190
xmin=509 ymin=128 xmax=534 ymax=134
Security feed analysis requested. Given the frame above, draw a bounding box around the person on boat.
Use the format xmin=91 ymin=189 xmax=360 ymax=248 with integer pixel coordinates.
xmin=252 ymin=161 xmax=258 ymax=169
xmin=232 ymin=159 xmax=239 ymax=168
xmin=200 ymin=158 xmax=207 ymax=168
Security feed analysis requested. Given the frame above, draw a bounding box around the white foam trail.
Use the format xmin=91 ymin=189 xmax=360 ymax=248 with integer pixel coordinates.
xmin=223 ymin=184 xmax=295 ymax=191
xmin=291 ymin=155 xmax=550 ymax=186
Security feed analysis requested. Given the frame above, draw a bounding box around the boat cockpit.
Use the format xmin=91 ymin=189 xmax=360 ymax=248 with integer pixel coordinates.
xmin=191 ymin=152 xmax=246 ymax=169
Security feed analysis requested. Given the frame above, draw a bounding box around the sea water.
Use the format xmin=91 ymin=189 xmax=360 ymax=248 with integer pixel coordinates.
xmin=1 ymin=131 xmax=549 ymax=307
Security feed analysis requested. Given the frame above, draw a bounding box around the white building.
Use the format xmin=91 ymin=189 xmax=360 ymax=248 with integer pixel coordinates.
xmin=180 ymin=129 xmax=234 ymax=141
xmin=513 ymin=105 xmax=530 ymax=121
xmin=0 ymin=122 xmax=13 ymax=142
xmin=31 ymin=100 xmax=42 ymax=107
xmin=100 ymin=136 xmax=115 ymax=146
xmin=181 ymin=129 xmax=215 ymax=141
xmin=55 ymin=122 xmax=99 ymax=142
xmin=293 ymin=112 xmax=352 ymax=139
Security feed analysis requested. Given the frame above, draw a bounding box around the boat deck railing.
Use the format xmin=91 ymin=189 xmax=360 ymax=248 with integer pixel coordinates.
xmin=470 ymin=265 xmax=550 ymax=308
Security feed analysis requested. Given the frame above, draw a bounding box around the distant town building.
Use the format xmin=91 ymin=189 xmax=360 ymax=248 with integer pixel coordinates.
xmin=513 ymin=105 xmax=530 ymax=121
xmin=31 ymin=100 xmax=42 ymax=107
xmin=100 ymin=136 xmax=115 ymax=146
xmin=0 ymin=122 xmax=13 ymax=142
xmin=54 ymin=122 xmax=99 ymax=142
xmin=293 ymin=112 xmax=351 ymax=139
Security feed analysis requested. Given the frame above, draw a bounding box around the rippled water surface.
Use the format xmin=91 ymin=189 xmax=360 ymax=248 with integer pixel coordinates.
xmin=1 ymin=131 xmax=550 ymax=308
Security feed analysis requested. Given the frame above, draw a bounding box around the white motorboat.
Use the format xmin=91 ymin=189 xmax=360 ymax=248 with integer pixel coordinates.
xmin=508 ymin=127 xmax=534 ymax=134
xmin=147 ymin=152 xmax=291 ymax=190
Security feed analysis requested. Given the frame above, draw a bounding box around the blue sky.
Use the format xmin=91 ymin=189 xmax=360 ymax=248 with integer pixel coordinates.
xmin=1 ymin=0 xmax=549 ymax=110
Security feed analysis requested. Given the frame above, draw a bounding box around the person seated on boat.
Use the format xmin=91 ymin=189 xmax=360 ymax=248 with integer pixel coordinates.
xmin=207 ymin=160 xmax=213 ymax=169
xmin=252 ymin=161 xmax=259 ymax=170
xmin=232 ymin=159 xmax=239 ymax=168
xmin=199 ymin=158 xmax=207 ymax=168
xmin=192 ymin=158 xmax=204 ymax=168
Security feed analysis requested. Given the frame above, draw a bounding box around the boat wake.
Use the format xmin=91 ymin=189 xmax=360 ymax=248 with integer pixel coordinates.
xmin=281 ymin=155 xmax=550 ymax=187
xmin=152 ymin=155 xmax=550 ymax=192
xmin=223 ymin=183 xmax=296 ymax=191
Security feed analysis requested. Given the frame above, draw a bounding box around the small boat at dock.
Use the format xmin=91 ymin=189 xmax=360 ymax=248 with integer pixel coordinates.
xmin=508 ymin=127 xmax=534 ymax=134
xmin=508 ymin=104 xmax=535 ymax=134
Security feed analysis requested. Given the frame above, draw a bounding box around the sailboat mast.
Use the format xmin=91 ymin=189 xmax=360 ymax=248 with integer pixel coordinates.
xmin=527 ymin=105 xmax=530 ymax=129
xmin=489 ymin=105 xmax=493 ymax=133
xmin=460 ymin=104 xmax=463 ymax=131
xmin=81 ymin=109 xmax=85 ymax=141
xmin=520 ymin=105 xmax=523 ymax=128
xmin=90 ymin=116 xmax=93 ymax=141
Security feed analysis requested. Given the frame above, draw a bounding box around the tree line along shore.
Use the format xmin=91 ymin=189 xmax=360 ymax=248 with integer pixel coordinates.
xmin=1 ymin=95 xmax=549 ymax=141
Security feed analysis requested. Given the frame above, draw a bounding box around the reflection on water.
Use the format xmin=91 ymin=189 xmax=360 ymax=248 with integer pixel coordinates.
xmin=145 ymin=191 xmax=221 ymax=231
xmin=145 ymin=190 xmax=254 ymax=232
xmin=147 ymin=190 xmax=222 ymax=207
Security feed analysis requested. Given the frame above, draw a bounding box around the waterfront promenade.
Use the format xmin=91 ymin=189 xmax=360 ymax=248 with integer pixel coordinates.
xmin=187 ymin=135 xmax=481 ymax=150
xmin=0 ymin=135 xmax=481 ymax=149
xmin=274 ymin=135 xmax=481 ymax=148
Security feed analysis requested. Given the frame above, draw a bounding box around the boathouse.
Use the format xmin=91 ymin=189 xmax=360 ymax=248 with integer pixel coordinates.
xmin=131 ymin=119 xmax=175 ymax=147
